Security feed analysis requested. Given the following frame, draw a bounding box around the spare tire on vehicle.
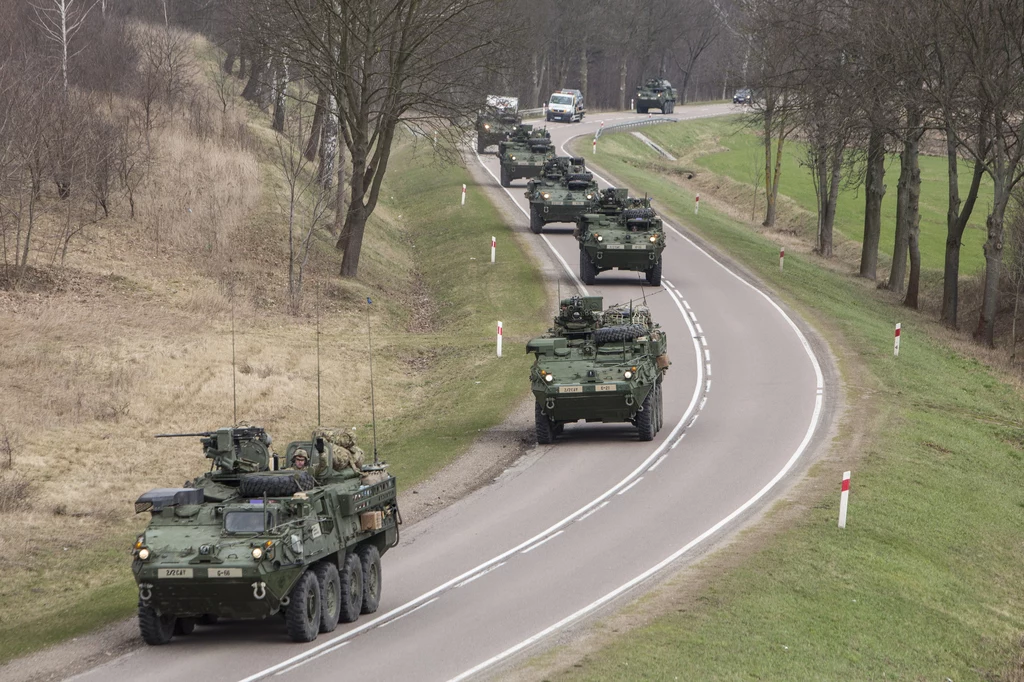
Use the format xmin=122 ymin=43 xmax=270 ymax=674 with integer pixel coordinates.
xmin=566 ymin=172 xmax=593 ymax=184
xmin=239 ymin=471 xmax=317 ymax=497
xmin=567 ymin=181 xmax=592 ymax=191
xmin=622 ymin=207 xmax=656 ymax=220
xmin=592 ymin=324 xmax=647 ymax=344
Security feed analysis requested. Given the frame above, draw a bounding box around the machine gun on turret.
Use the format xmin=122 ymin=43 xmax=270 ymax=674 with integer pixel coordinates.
xmin=156 ymin=426 xmax=273 ymax=473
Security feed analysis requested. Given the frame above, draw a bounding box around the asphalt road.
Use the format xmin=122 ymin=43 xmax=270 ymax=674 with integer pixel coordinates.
xmin=67 ymin=105 xmax=833 ymax=682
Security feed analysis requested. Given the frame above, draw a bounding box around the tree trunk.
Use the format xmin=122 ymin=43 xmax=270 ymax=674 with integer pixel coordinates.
xmin=272 ymin=59 xmax=288 ymax=133
xmin=241 ymin=53 xmax=266 ymax=103
xmin=223 ymin=48 xmax=236 ymax=75
xmin=304 ymin=90 xmax=325 ymax=162
xmin=902 ymin=129 xmax=922 ymax=308
xmin=618 ymin=56 xmax=628 ymax=111
xmin=531 ymin=53 xmax=547 ymax=109
xmin=762 ymin=104 xmax=775 ymax=227
xmin=333 ymin=121 xmax=347 ymax=237
xmin=860 ymin=126 xmax=885 ymax=279
xmin=579 ymin=46 xmax=588 ymax=104
xmin=976 ymin=143 xmax=1011 ymax=346
xmin=940 ymin=125 xmax=985 ymax=327
xmin=318 ymin=95 xmax=338 ymax=191
xmin=889 ymin=143 xmax=912 ymax=294
xmin=820 ymin=149 xmax=842 ymax=258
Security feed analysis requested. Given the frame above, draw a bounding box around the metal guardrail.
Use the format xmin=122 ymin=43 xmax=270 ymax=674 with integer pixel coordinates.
xmin=595 ymin=117 xmax=679 ymax=140
xmin=519 ymin=107 xmax=546 ymax=119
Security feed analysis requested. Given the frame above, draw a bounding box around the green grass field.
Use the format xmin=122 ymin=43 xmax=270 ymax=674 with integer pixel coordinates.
xmin=555 ymin=122 xmax=1024 ymax=679
xmin=624 ymin=116 xmax=992 ymax=274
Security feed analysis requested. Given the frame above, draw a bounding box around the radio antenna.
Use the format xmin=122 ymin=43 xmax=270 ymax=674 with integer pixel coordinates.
xmin=366 ymin=297 xmax=379 ymax=464
xmin=316 ymin=283 xmax=322 ymax=427
xmin=230 ymin=289 xmax=238 ymax=425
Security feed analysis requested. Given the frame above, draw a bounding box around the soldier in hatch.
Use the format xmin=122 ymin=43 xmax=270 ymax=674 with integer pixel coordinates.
xmin=290 ymin=449 xmax=309 ymax=469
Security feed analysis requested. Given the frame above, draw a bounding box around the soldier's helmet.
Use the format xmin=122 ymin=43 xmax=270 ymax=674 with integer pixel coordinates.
xmin=292 ymin=449 xmax=309 ymax=468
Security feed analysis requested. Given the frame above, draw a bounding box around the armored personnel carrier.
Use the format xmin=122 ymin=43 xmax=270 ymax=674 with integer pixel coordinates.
xmin=477 ymin=95 xmax=521 ymax=154
xmin=498 ymin=124 xmax=554 ymax=187
xmin=636 ymin=78 xmax=676 ymax=114
xmin=576 ymin=195 xmax=667 ymax=286
xmin=131 ymin=425 xmax=399 ymax=644
xmin=528 ymin=296 xmax=669 ymax=443
xmin=524 ymin=156 xmax=600 ymax=234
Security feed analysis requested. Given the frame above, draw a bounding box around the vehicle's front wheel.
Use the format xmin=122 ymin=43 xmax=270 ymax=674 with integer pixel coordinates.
xmin=173 ymin=617 xmax=196 ymax=635
xmin=500 ymin=166 xmax=510 ymax=188
xmin=314 ymin=561 xmax=341 ymax=633
xmin=580 ymin=249 xmax=597 ymax=285
xmin=357 ymin=545 xmax=382 ymax=614
xmin=637 ymin=388 xmax=655 ymax=441
xmin=139 ymin=606 xmax=175 ymax=646
xmin=530 ymin=205 xmax=544 ymax=234
xmin=285 ymin=570 xmax=322 ymax=642
xmin=646 ymin=258 xmax=662 ymax=287
xmin=339 ymin=552 xmax=363 ymax=624
xmin=536 ymin=403 xmax=557 ymax=445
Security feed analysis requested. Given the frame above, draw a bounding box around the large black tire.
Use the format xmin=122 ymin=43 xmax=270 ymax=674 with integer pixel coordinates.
xmin=554 ymin=421 xmax=565 ymax=436
xmin=646 ymin=257 xmax=663 ymax=287
xmin=357 ymin=545 xmax=382 ymax=614
xmin=239 ymin=471 xmax=316 ymax=497
xmin=566 ymin=172 xmax=593 ymax=184
xmin=339 ymin=552 xmax=363 ymax=624
xmin=314 ymin=562 xmax=341 ymax=634
xmin=500 ymin=165 xmax=510 ymax=188
xmin=139 ymin=606 xmax=175 ymax=645
xmin=657 ymin=382 xmax=664 ymax=432
xmin=285 ymin=570 xmax=321 ymax=643
xmin=570 ymin=156 xmax=586 ymax=166
xmin=198 ymin=614 xmax=218 ymax=625
xmin=637 ymin=388 xmax=655 ymax=441
xmin=530 ymin=205 xmax=544 ymax=234
xmin=536 ymin=402 xmax=557 ymax=445
xmin=173 ymin=617 xmax=196 ymax=635
xmin=579 ymin=249 xmax=597 ymax=286
xmin=638 ymin=106 xmax=648 ymax=114
xmin=546 ymin=113 xmax=552 ymax=122
xmin=592 ymin=324 xmax=646 ymax=344
xmin=622 ymin=207 xmax=656 ymax=220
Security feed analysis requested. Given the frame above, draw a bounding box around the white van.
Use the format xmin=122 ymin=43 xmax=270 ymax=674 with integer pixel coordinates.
xmin=546 ymin=89 xmax=585 ymax=123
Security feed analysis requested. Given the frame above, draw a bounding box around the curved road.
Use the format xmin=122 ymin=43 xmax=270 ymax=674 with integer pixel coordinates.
xmin=67 ymin=106 xmax=833 ymax=682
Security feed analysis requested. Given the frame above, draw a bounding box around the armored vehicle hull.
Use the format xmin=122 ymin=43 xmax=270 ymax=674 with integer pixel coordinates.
xmin=528 ymin=299 xmax=669 ymax=443
xmin=525 ymin=160 xmax=599 ymax=233
xmin=477 ymin=94 xmax=520 ymax=153
xmin=132 ymin=427 xmax=398 ymax=645
xmin=636 ymin=78 xmax=676 ymax=114
xmin=576 ymin=206 xmax=666 ymax=286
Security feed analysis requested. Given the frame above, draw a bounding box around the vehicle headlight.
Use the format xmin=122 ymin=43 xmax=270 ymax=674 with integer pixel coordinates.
xmin=484 ymin=124 xmax=490 ymax=130
xmin=251 ymin=547 xmax=263 ymax=560
xmin=138 ymin=547 xmax=150 ymax=560
xmin=596 ymin=235 xmax=603 ymax=242
xmin=586 ymin=194 xmax=593 ymax=199
xmin=624 ymin=370 xmax=633 ymax=380
xmin=542 ymin=192 xmax=550 ymax=199
xmin=544 ymin=374 xmax=554 ymax=383
xmin=510 ymin=155 xmax=516 ymax=161
xmin=650 ymin=235 xmax=657 ymax=243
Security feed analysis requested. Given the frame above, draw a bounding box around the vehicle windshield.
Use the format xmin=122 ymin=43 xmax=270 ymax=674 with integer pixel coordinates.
xmin=550 ymin=95 xmax=572 ymax=105
xmin=225 ymin=510 xmax=268 ymax=533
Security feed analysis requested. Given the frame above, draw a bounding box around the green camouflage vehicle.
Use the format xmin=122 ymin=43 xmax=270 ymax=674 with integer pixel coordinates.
xmin=576 ymin=196 xmax=666 ymax=286
xmin=635 ymin=78 xmax=676 ymax=114
xmin=528 ymin=296 xmax=670 ymax=443
xmin=131 ymin=425 xmax=399 ymax=644
xmin=498 ymin=124 xmax=554 ymax=187
xmin=524 ymin=156 xmax=599 ymax=234
xmin=476 ymin=95 xmax=521 ymax=154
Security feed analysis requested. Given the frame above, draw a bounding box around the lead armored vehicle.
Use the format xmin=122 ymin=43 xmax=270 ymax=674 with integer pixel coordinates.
xmin=635 ymin=78 xmax=676 ymax=114
xmin=476 ymin=95 xmax=521 ymax=154
xmin=131 ymin=425 xmax=399 ymax=644
xmin=528 ymin=296 xmax=669 ymax=443
xmin=524 ymin=157 xmax=600 ymax=234
xmin=576 ymin=195 xmax=667 ymax=286
xmin=498 ymin=124 xmax=554 ymax=187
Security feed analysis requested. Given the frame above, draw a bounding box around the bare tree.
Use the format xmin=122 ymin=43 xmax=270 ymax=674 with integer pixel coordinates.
xmin=32 ymin=0 xmax=96 ymax=94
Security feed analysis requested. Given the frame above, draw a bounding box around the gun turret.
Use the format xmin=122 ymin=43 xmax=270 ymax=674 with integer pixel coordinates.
xmin=154 ymin=426 xmax=272 ymax=473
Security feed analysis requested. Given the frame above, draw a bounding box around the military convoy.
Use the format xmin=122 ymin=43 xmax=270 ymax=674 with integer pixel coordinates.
xmin=635 ymin=78 xmax=677 ymax=114
xmin=575 ymin=192 xmax=666 ymax=286
xmin=524 ymin=156 xmax=600 ymax=233
xmin=498 ymin=124 xmax=555 ymax=187
xmin=477 ymin=95 xmax=521 ymax=154
xmin=528 ymin=296 xmax=669 ymax=443
xmin=132 ymin=425 xmax=398 ymax=644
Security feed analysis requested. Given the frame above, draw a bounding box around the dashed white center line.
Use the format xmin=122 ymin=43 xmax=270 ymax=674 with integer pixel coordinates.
xmin=454 ymin=562 xmax=507 ymax=589
xmin=377 ymin=598 xmax=439 ymax=628
xmin=274 ymin=644 xmax=349 ymax=676
xmin=521 ymin=530 xmax=565 ymax=554
xmin=577 ymin=500 xmax=610 ymax=522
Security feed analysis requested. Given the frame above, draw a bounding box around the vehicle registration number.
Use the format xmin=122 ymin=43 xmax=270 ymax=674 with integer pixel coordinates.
xmin=208 ymin=568 xmax=241 ymax=578
xmin=558 ymin=385 xmax=583 ymax=393
xmin=570 ymin=201 xmax=585 ymax=205
xmin=158 ymin=568 xmax=193 ymax=578
xmin=596 ymin=384 xmax=617 ymax=392
xmin=605 ymin=245 xmax=625 ymax=250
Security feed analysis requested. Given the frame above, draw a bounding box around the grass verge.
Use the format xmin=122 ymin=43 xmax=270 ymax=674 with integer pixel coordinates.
xmin=549 ymin=120 xmax=1024 ymax=679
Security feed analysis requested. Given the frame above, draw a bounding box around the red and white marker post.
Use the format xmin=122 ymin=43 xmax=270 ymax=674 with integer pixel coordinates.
xmin=593 ymin=138 xmax=597 ymax=154
xmin=780 ymin=246 xmax=785 ymax=271
xmin=894 ymin=323 xmax=901 ymax=357
xmin=461 ymin=183 xmax=466 ymax=206
xmin=838 ymin=471 xmax=851 ymax=528
xmin=496 ymin=321 xmax=503 ymax=357
xmin=694 ymin=193 xmax=700 ymax=215
xmin=490 ymin=236 xmax=496 ymax=264
xmin=630 ymin=98 xmax=634 ymax=110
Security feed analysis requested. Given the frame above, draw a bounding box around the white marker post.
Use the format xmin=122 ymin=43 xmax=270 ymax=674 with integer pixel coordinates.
xmin=461 ymin=184 xmax=466 ymax=206
xmin=592 ymin=138 xmax=597 ymax=154
xmin=838 ymin=471 xmax=851 ymax=528
xmin=490 ymin=236 xmax=496 ymax=264
xmin=780 ymin=246 xmax=785 ymax=272
xmin=630 ymin=98 xmax=634 ymax=110
xmin=694 ymin=193 xmax=699 ymax=215
xmin=894 ymin=323 xmax=901 ymax=357
xmin=497 ymin=321 xmax=503 ymax=357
